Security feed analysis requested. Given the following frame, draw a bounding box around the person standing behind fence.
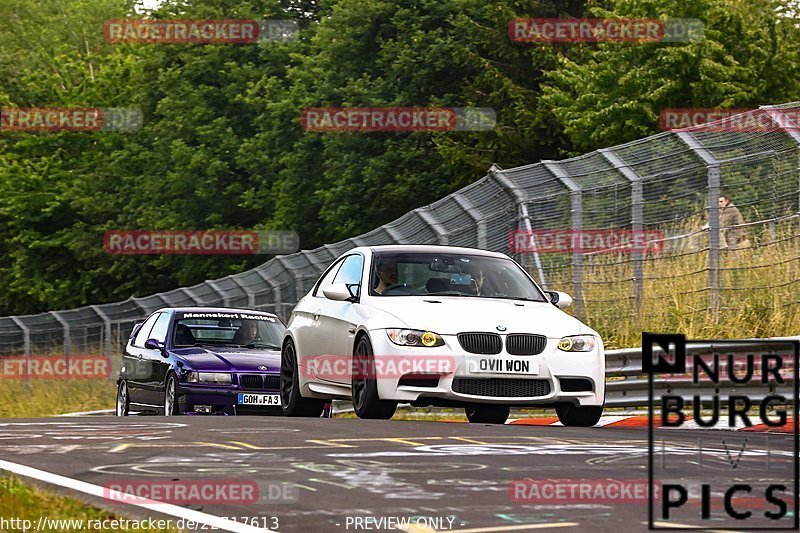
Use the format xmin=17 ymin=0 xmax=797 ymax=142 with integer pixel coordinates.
xmin=718 ymin=195 xmax=750 ymax=250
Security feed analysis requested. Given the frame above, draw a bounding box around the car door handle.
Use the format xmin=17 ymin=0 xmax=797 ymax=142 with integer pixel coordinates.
xmin=348 ymin=326 xmax=356 ymax=334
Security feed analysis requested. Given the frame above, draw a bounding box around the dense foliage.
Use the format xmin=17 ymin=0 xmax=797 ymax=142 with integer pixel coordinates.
xmin=1 ymin=0 xmax=798 ymax=314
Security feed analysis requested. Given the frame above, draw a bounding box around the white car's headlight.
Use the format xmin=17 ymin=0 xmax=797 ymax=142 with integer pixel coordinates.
xmin=387 ymin=329 xmax=445 ymax=347
xmin=187 ymin=371 xmax=232 ymax=384
xmin=557 ymin=335 xmax=596 ymax=352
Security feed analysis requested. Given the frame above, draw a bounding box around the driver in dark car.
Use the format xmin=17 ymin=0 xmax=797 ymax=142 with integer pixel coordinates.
xmin=232 ymin=320 xmax=259 ymax=345
xmin=374 ymin=260 xmax=399 ymax=294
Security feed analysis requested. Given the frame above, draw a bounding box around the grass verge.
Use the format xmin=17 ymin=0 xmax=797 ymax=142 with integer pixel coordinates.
xmin=0 ymin=474 xmax=180 ymax=532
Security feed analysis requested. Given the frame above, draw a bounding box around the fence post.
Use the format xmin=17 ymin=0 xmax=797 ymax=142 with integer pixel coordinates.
xmin=543 ymin=161 xmax=584 ymax=319
xmin=90 ymin=305 xmax=114 ymax=358
xmin=452 ymin=192 xmax=487 ymax=249
xmin=760 ymin=105 xmax=800 ymax=238
xmin=599 ymin=148 xmax=645 ymax=317
xmin=415 ymin=207 xmax=449 ymax=245
xmin=50 ymin=311 xmax=70 ymax=376
xmin=676 ymin=132 xmax=721 ymax=319
xmin=206 ymin=280 xmax=232 ymax=307
xmin=490 ymin=166 xmax=548 ymax=289
xmin=9 ymin=316 xmax=30 ymax=386
xmin=228 ymin=275 xmax=257 ymax=309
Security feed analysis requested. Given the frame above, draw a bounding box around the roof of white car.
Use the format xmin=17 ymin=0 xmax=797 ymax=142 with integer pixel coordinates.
xmin=359 ymin=244 xmax=508 ymax=258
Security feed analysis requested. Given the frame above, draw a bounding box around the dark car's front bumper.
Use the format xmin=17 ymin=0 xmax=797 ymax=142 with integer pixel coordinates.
xmin=177 ymin=380 xmax=281 ymax=415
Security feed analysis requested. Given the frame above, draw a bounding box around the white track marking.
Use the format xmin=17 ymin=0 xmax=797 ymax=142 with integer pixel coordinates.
xmin=56 ymin=409 xmax=115 ymax=417
xmin=445 ymin=523 xmax=579 ymax=532
xmin=0 ymin=459 xmax=275 ymax=533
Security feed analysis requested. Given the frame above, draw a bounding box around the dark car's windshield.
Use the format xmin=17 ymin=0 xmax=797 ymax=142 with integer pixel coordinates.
xmin=172 ymin=312 xmax=284 ymax=348
xmin=369 ymin=252 xmax=547 ymax=302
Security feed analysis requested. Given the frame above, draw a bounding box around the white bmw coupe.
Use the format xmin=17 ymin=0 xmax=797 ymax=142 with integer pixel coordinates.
xmin=280 ymin=245 xmax=605 ymax=425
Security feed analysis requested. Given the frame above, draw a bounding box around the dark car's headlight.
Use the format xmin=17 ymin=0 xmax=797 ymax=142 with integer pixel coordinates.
xmin=187 ymin=371 xmax=232 ymax=384
xmin=387 ymin=329 xmax=445 ymax=347
xmin=557 ymin=335 xmax=596 ymax=352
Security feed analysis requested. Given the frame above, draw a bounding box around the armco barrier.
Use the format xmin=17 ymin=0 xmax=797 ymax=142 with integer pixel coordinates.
xmin=604 ymin=338 xmax=798 ymax=408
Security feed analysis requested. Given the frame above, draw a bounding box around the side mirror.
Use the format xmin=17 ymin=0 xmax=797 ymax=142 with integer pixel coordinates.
xmin=546 ymin=291 xmax=573 ymax=309
xmin=323 ymin=283 xmax=357 ymax=302
xmin=144 ymin=339 xmax=168 ymax=357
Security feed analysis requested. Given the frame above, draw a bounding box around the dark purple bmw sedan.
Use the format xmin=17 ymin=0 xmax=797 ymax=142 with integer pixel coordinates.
xmin=116 ymin=307 xmax=285 ymax=416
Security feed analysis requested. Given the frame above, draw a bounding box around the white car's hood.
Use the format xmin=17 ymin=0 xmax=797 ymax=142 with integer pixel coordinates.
xmin=365 ymin=297 xmax=592 ymax=338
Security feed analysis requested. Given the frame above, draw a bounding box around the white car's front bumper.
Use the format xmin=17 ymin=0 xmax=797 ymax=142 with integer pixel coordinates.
xmin=369 ymin=330 xmax=605 ymax=407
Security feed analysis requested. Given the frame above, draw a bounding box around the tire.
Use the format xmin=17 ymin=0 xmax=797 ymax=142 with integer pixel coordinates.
xmin=465 ymin=405 xmax=510 ymax=424
xmin=164 ymin=374 xmax=180 ymax=416
xmin=116 ymin=381 xmax=130 ymax=417
xmin=555 ymin=403 xmax=603 ymax=427
xmin=281 ymin=340 xmax=326 ymax=417
xmin=351 ymin=336 xmax=397 ymax=420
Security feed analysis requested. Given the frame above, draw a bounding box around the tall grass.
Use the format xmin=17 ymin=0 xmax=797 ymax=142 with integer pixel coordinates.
xmin=0 ymin=379 xmax=115 ymax=418
xmin=545 ymin=217 xmax=800 ymax=348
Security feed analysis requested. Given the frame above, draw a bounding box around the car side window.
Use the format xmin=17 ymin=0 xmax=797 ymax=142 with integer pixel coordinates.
xmin=313 ymin=259 xmax=344 ymax=297
xmin=148 ymin=312 xmax=172 ymax=344
xmin=133 ymin=313 xmax=161 ymax=347
xmin=333 ymin=254 xmax=364 ymax=286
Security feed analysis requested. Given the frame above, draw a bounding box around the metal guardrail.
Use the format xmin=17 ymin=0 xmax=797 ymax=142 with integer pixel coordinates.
xmin=604 ymin=338 xmax=798 ymax=408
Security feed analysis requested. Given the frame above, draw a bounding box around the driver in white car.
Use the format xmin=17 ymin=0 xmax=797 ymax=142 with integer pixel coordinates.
xmin=374 ymin=260 xmax=399 ymax=294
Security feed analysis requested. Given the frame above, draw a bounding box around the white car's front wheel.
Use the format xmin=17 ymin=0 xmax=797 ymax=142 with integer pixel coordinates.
xmin=281 ymin=340 xmax=326 ymax=417
xmin=352 ymin=336 xmax=397 ymax=420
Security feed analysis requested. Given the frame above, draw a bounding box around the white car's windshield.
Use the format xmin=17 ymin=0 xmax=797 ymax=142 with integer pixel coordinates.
xmin=369 ymin=252 xmax=547 ymax=302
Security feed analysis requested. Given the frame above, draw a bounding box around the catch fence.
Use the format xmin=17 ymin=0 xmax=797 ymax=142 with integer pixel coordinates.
xmin=1 ymin=103 xmax=799 ymax=357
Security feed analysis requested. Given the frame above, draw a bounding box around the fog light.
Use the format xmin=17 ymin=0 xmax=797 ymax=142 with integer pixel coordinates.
xmin=194 ymin=405 xmax=212 ymax=414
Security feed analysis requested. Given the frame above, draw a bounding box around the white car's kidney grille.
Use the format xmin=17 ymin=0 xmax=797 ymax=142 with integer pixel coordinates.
xmin=457 ymin=333 xmax=502 ymax=354
xmin=506 ymin=334 xmax=547 ymax=355
xmin=452 ymin=378 xmax=551 ymax=397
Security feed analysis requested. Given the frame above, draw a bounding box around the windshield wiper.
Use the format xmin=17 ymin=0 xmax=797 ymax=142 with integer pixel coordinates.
xmin=428 ymin=291 xmax=479 ymax=297
xmin=498 ymin=296 xmax=544 ymax=302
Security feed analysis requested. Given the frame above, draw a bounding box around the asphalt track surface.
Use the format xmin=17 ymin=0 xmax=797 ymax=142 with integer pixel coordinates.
xmin=0 ymin=417 xmax=796 ymax=533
